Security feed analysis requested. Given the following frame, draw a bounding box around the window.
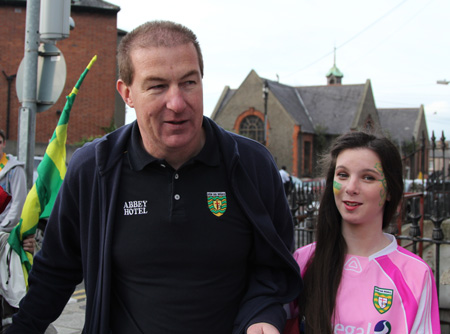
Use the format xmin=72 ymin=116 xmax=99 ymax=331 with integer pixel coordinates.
xmin=239 ymin=115 xmax=264 ymax=143
xmin=304 ymin=141 xmax=311 ymax=175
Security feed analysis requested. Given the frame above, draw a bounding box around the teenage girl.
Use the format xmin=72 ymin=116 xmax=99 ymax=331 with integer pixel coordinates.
xmin=292 ymin=131 xmax=440 ymax=334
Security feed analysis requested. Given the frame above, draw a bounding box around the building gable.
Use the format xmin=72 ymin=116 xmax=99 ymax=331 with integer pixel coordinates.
xmin=211 ymin=70 xmax=296 ymax=133
xmin=378 ymin=106 xmax=429 ymax=145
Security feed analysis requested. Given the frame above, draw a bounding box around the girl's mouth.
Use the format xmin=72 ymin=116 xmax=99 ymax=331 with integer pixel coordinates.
xmin=344 ymin=201 xmax=360 ymax=207
xmin=343 ymin=201 xmax=362 ymax=211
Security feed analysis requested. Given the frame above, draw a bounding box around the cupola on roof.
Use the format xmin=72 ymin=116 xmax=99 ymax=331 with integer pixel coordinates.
xmin=326 ymin=48 xmax=343 ymax=85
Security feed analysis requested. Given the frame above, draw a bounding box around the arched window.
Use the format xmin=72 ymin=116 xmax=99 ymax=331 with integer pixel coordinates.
xmin=239 ymin=115 xmax=264 ymax=143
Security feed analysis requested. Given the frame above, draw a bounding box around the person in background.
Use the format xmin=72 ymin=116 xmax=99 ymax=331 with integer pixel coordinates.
xmin=0 ymin=130 xmax=26 ymax=234
xmin=7 ymin=20 xmax=301 ymax=334
xmin=0 ymin=130 xmax=34 ymax=331
xmin=279 ymin=166 xmax=291 ymax=196
xmin=288 ymin=131 xmax=440 ymax=334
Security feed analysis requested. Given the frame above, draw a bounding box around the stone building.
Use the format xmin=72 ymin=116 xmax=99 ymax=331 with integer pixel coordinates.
xmin=378 ymin=107 xmax=429 ymax=180
xmin=211 ymin=66 xmax=429 ymax=179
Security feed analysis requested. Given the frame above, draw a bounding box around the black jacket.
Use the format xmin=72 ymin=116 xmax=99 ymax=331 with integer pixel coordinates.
xmin=9 ymin=117 xmax=302 ymax=333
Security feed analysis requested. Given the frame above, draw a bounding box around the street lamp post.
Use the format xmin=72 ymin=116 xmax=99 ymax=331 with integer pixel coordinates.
xmin=436 ymin=79 xmax=449 ymax=214
xmin=441 ymin=132 xmax=447 ymax=215
xmin=262 ymin=80 xmax=268 ymax=146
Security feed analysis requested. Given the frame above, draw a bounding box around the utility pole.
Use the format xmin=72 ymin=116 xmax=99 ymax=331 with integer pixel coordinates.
xmin=17 ymin=0 xmax=71 ymax=189
xmin=18 ymin=0 xmax=40 ymax=190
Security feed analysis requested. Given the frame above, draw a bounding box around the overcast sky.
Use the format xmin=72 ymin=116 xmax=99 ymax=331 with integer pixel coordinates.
xmin=109 ymin=0 xmax=450 ymax=140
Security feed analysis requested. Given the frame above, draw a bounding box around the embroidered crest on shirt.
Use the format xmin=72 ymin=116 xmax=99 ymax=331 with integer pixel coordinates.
xmin=123 ymin=200 xmax=148 ymax=216
xmin=344 ymin=256 xmax=362 ymax=273
xmin=373 ymin=286 xmax=393 ymax=314
xmin=207 ymin=192 xmax=227 ymax=217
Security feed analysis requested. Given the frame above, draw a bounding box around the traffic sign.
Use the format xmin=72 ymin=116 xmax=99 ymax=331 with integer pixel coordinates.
xmin=16 ymin=43 xmax=67 ymax=113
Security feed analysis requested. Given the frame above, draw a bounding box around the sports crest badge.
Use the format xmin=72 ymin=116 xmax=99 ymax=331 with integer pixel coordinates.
xmin=373 ymin=286 xmax=393 ymax=314
xmin=207 ymin=192 xmax=227 ymax=217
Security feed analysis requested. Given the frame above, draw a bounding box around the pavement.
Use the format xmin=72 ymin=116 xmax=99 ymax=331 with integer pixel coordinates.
xmin=45 ymin=286 xmax=85 ymax=334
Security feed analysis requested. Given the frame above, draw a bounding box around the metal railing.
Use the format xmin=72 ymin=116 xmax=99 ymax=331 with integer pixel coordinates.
xmin=288 ymin=130 xmax=449 ymax=246
xmin=403 ymin=130 xmax=449 ymax=219
xmin=290 ymin=188 xmax=450 ymax=300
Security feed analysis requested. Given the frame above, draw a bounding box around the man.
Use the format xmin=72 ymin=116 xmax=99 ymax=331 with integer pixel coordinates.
xmin=0 ymin=129 xmax=33 ymax=330
xmin=8 ymin=21 xmax=301 ymax=334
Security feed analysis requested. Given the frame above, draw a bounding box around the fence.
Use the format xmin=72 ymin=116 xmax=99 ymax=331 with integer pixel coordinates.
xmin=404 ymin=131 xmax=449 ymax=219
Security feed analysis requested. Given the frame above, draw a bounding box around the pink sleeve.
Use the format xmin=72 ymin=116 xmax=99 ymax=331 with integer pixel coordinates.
xmin=293 ymin=243 xmax=315 ymax=277
xmin=410 ymin=267 xmax=441 ymax=333
xmin=287 ymin=243 xmax=315 ymax=319
xmin=378 ymin=247 xmax=441 ymax=333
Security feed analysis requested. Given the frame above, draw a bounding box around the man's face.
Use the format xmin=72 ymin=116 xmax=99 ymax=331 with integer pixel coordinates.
xmin=0 ymin=137 xmax=5 ymax=156
xmin=117 ymin=43 xmax=204 ymax=160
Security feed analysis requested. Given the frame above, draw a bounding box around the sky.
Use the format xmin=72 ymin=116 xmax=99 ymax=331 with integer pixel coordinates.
xmin=108 ymin=0 xmax=450 ymax=140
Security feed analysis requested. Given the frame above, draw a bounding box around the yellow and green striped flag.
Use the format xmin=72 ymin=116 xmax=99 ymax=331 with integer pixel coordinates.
xmin=8 ymin=56 xmax=97 ymax=285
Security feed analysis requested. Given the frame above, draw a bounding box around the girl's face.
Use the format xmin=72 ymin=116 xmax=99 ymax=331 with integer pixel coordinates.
xmin=333 ymin=148 xmax=388 ymax=229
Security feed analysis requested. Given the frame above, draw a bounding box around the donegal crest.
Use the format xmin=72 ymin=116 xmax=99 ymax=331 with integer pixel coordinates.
xmin=207 ymin=192 xmax=227 ymax=217
xmin=373 ymin=286 xmax=393 ymax=314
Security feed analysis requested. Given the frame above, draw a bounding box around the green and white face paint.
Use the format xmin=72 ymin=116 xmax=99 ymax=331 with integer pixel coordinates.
xmin=374 ymin=162 xmax=388 ymax=206
xmin=333 ymin=180 xmax=342 ymax=195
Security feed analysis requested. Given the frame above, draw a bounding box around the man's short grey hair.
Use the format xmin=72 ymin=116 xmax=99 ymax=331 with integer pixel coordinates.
xmin=117 ymin=20 xmax=204 ymax=86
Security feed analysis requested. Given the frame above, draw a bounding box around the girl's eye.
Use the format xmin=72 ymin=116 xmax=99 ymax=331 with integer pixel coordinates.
xmin=336 ymin=172 xmax=348 ymax=178
xmin=363 ymin=175 xmax=376 ymax=181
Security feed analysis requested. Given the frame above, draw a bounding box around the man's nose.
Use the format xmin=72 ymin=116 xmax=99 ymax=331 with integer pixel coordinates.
xmin=166 ymin=86 xmax=187 ymax=112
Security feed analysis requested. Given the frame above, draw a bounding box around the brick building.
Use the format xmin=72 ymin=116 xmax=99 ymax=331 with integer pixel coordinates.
xmin=0 ymin=0 xmax=125 ymax=158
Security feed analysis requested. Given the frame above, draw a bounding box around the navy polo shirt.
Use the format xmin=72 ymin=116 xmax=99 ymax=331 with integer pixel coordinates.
xmin=110 ymin=121 xmax=253 ymax=333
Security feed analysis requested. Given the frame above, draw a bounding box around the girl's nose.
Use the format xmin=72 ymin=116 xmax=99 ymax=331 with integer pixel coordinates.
xmin=345 ymin=178 xmax=359 ymax=195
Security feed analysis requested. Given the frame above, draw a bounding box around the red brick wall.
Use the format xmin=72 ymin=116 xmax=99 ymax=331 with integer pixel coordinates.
xmin=0 ymin=5 xmax=26 ymax=142
xmin=0 ymin=4 xmax=118 ymax=145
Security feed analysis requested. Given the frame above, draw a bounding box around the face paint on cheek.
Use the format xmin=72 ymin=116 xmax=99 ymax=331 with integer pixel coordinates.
xmin=375 ymin=162 xmax=388 ymax=206
xmin=333 ymin=180 xmax=342 ymax=195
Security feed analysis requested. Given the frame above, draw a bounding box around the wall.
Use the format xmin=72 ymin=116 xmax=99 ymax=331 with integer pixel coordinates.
xmin=0 ymin=3 xmax=119 ymax=150
xmin=266 ymin=97 xmax=294 ymax=170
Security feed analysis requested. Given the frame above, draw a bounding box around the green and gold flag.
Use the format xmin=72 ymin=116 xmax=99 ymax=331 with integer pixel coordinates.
xmin=8 ymin=55 xmax=97 ymax=286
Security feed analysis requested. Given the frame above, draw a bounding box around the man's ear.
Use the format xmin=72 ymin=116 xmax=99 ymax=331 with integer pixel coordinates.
xmin=117 ymin=79 xmax=134 ymax=108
